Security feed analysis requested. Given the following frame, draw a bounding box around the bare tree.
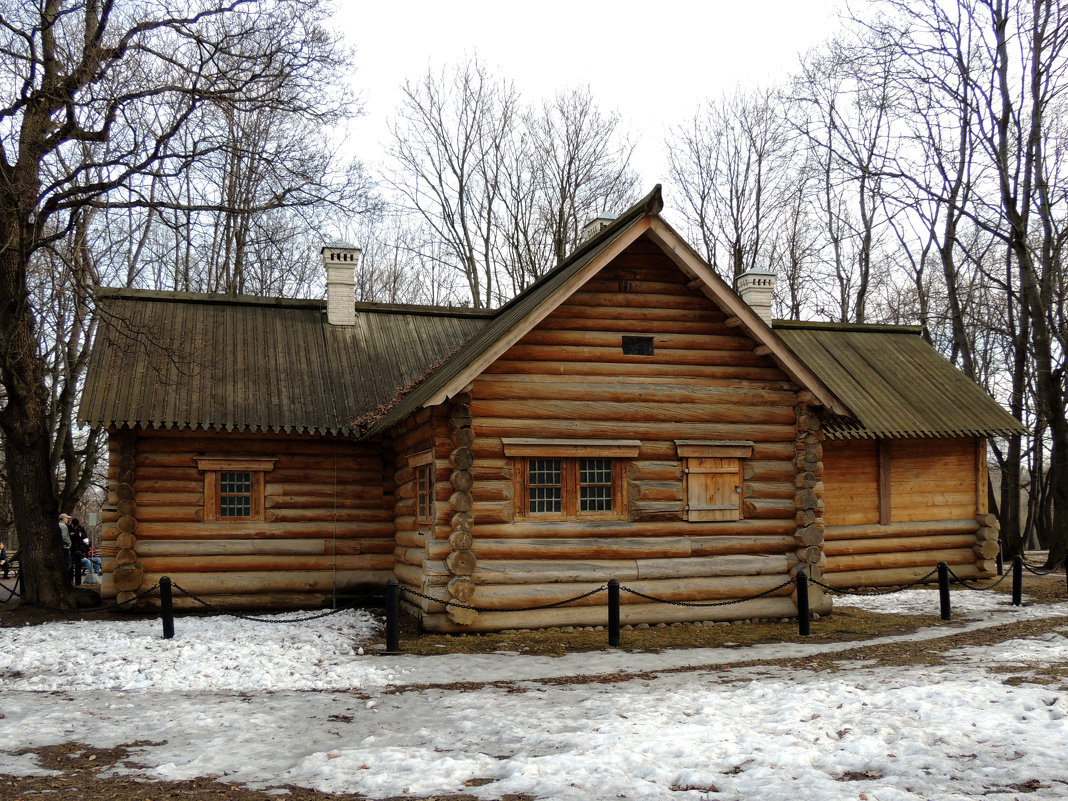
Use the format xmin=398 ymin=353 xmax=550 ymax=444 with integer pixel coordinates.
xmin=0 ymin=0 xmax=363 ymax=608
xmin=387 ymin=58 xmax=518 ymax=309
xmin=668 ymin=88 xmax=794 ymax=282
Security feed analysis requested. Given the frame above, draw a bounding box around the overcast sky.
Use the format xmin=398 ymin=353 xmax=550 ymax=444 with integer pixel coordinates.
xmin=334 ymin=0 xmax=847 ymax=198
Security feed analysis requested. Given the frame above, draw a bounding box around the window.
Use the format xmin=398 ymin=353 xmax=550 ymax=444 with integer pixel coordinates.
xmin=409 ymin=450 xmax=434 ymax=526
xmin=195 ymin=458 xmax=276 ymax=522
xmin=676 ymin=441 xmax=753 ymax=522
xmin=502 ymin=439 xmax=640 ymax=521
xmin=219 ymin=471 xmax=253 ymax=518
xmin=518 ymin=457 xmax=625 ymax=518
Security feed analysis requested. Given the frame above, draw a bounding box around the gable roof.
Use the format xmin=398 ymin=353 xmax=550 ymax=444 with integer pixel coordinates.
xmin=80 ymin=290 xmax=489 ymax=436
xmin=359 ymin=185 xmax=849 ymax=436
xmin=773 ymin=321 xmax=1025 ymax=439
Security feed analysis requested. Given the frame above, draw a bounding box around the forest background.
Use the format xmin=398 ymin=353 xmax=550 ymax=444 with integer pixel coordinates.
xmin=0 ymin=0 xmax=1064 ymax=606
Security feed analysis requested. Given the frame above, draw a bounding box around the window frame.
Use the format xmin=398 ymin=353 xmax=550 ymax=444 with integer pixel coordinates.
xmin=195 ymin=457 xmax=276 ymax=522
xmin=409 ymin=450 xmax=435 ymax=527
xmin=502 ymin=439 xmax=640 ymax=522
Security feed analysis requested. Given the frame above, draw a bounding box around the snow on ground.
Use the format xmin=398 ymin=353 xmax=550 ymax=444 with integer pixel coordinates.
xmin=2 ymin=589 xmax=1068 ymax=800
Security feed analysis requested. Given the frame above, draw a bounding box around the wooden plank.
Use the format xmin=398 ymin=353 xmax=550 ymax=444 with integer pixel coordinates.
xmin=878 ymin=439 xmax=891 ymax=525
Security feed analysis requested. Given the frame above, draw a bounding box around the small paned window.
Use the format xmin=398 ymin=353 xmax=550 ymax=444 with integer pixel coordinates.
xmin=528 ymin=458 xmax=564 ymax=514
xmin=416 ymin=463 xmax=434 ymax=524
xmin=579 ymin=458 xmax=613 ymax=512
xmin=195 ymin=458 xmax=276 ymax=523
xmin=520 ymin=457 xmax=623 ymax=519
xmin=219 ymin=471 xmax=253 ymax=518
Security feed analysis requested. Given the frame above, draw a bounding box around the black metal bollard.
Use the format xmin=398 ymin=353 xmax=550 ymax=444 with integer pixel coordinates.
xmin=996 ymin=547 xmax=1004 ymax=576
xmin=1012 ymin=555 xmax=1023 ymax=606
xmin=937 ymin=561 xmax=951 ymax=621
xmin=608 ymin=579 xmax=621 ymax=647
xmin=796 ymin=570 xmax=810 ymax=636
xmin=383 ymin=578 xmax=402 ymax=654
xmin=160 ymin=576 xmax=174 ymax=639
xmin=1064 ymin=557 xmax=1068 ymax=595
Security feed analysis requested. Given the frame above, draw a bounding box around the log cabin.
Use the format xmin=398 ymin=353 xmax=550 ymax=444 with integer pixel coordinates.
xmin=79 ymin=186 xmax=1023 ymax=630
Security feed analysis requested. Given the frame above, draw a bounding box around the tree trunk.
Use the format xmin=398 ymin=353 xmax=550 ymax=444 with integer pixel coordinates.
xmin=0 ymin=220 xmax=91 ymax=610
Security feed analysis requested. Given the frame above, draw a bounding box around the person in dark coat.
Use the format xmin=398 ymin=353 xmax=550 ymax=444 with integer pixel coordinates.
xmin=68 ymin=521 xmax=86 ymax=580
xmin=0 ymin=543 xmax=9 ymax=579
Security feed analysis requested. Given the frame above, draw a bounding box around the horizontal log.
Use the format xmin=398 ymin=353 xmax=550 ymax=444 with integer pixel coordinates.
xmin=636 ymin=553 xmax=795 ymax=579
xmin=517 ymin=329 xmax=757 ymax=352
xmin=470 ymin=519 xmax=796 ymax=539
xmin=140 ymin=569 xmax=392 ymax=594
xmin=824 ymin=534 xmax=977 ymax=557
xmin=133 ymin=521 xmax=395 ymax=539
xmin=466 ymin=574 xmax=792 ymax=611
xmin=472 ymin=559 xmax=640 ymax=584
xmin=394 ymin=529 xmax=426 ymax=549
xmin=824 ymin=519 xmax=980 ymax=541
xmin=548 ymin=301 xmax=722 ymax=323
xmin=689 ymin=534 xmax=797 ymax=556
xmin=419 ymin=596 xmax=800 ymax=632
xmin=135 ymin=554 xmax=393 ymax=573
xmin=475 ymin=419 xmax=797 ymax=442
xmin=266 ymin=508 xmax=392 ymax=523
xmin=825 ymin=547 xmax=976 ymax=573
xmin=484 ymin=360 xmax=788 ymax=382
xmin=470 ymin=437 xmax=795 ymax=463
xmin=133 ymin=539 xmax=371 ymax=557
xmin=167 ymin=593 xmax=334 ymax=611
xmin=475 ymin=377 xmax=799 ymax=407
xmin=563 ymin=289 xmax=721 ymax=311
xmin=630 ymin=461 xmax=682 ymax=482
xmin=743 ymin=498 xmax=797 ymax=519
xmin=473 ymin=536 xmax=692 ymax=560
xmin=472 ymin=399 xmax=796 ymax=426
xmin=822 ymin=563 xmax=987 ymax=589
xmin=743 ymin=481 xmax=795 ymax=500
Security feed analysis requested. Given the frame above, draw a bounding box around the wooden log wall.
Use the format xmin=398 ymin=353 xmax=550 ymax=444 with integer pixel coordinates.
xmin=821 ymin=436 xmax=996 ymax=587
xmin=99 ymin=426 xmax=393 ymax=609
xmin=412 ymin=234 xmax=808 ymax=631
xmin=793 ymin=405 xmax=830 ymax=614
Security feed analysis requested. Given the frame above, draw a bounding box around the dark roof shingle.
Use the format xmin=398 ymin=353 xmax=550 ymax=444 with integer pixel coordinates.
xmin=79 ymin=290 xmax=489 ymax=435
xmin=773 ymin=321 xmax=1024 ymax=439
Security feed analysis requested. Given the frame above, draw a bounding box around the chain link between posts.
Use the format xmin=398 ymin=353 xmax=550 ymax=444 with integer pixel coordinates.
xmin=807 ymin=567 xmax=940 ymax=597
xmin=944 ymin=565 xmax=1014 ymax=591
xmin=169 ymin=581 xmax=381 ymax=623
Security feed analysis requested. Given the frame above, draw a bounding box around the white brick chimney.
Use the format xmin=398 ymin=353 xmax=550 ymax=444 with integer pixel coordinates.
xmin=735 ymin=266 xmax=776 ymax=325
xmin=580 ymin=211 xmax=617 ymax=242
xmin=322 ymin=243 xmax=361 ymax=326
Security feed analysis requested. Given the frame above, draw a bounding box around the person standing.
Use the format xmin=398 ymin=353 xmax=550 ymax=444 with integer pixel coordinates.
xmin=0 ymin=542 xmax=9 ymax=579
xmin=59 ymin=513 xmax=72 ymax=572
xmin=71 ymin=519 xmax=101 ymax=576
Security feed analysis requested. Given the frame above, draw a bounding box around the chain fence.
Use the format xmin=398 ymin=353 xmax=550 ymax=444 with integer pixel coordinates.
xmin=1 ymin=554 xmax=1051 ymax=649
xmin=169 ymin=581 xmax=382 ymax=623
xmin=808 ymin=568 xmax=940 ymax=597
xmin=945 ymin=565 xmax=1015 ymax=591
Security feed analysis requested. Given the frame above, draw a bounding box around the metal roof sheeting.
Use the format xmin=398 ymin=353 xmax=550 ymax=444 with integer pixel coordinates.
xmin=773 ymin=322 xmax=1024 ymax=439
xmin=79 ymin=290 xmax=488 ymax=435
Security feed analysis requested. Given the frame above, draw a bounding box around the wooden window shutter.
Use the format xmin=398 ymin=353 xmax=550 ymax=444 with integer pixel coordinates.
xmin=685 ymin=457 xmax=742 ymax=522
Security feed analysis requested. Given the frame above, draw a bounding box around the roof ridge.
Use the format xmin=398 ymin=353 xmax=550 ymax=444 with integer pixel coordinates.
xmin=773 ymin=320 xmax=925 ymax=335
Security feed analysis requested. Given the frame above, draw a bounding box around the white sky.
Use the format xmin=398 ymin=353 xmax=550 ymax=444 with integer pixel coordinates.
xmin=335 ymin=0 xmax=847 ymax=191
xmin=3 ymin=590 xmax=1068 ymax=799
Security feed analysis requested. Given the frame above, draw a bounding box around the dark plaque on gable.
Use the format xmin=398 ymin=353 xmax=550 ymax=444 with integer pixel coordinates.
xmin=621 ymin=335 xmax=655 ymax=356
